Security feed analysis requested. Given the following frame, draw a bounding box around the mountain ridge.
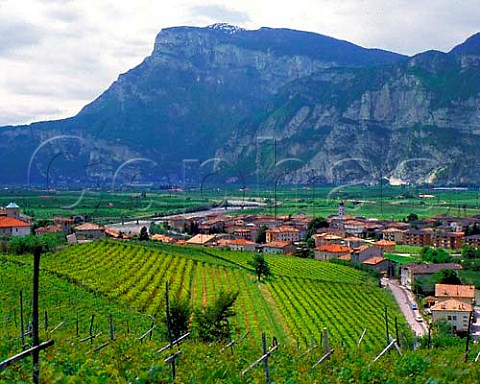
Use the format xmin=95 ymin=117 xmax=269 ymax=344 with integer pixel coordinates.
xmin=1 ymin=25 xmax=479 ymax=187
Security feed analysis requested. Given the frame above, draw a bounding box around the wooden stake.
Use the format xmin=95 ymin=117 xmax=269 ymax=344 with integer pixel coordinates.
xmin=323 ymin=327 xmax=330 ymax=355
xmin=20 ymin=290 xmax=25 ymax=350
xmin=32 ymin=246 xmax=41 ymax=384
xmin=139 ymin=324 xmax=156 ymax=342
xmin=158 ymin=333 xmax=191 ymax=354
xmin=311 ymin=349 xmax=334 ymax=370
xmin=89 ymin=315 xmax=95 ymax=346
xmin=164 ymin=350 xmax=182 ymax=382
xmin=0 ymin=340 xmax=54 ymax=371
xmin=241 ymin=332 xmax=279 ymax=383
xmin=44 ymin=311 xmax=48 ymax=333
xmin=109 ymin=314 xmax=115 ymax=341
xmin=384 ymin=305 xmax=389 ymax=348
xmin=357 ymin=329 xmax=367 ymax=347
xmin=373 ymin=339 xmax=399 ymax=363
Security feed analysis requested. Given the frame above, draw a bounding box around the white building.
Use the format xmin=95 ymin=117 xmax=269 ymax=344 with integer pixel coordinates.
xmin=0 ymin=202 xmax=31 ymax=237
xmin=431 ymin=299 xmax=472 ymax=333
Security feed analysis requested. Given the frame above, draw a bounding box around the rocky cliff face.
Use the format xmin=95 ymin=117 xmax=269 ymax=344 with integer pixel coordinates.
xmin=217 ymin=35 xmax=480 ymax=186
xmin=1 ymin=25 xmax=479 ymax=186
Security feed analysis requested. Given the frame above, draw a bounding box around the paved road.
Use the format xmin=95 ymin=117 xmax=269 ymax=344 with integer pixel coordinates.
xmin=382 ymin=278 xmax=427 ymax=337
xmin=105 ymin=201 xmax=265 ymax=235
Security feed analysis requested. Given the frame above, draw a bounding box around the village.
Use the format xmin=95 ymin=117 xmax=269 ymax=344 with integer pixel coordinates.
xmin=1 ymin=200 xmax=479 ymax=340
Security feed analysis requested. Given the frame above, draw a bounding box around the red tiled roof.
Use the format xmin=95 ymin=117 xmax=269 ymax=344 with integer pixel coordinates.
xmin=435 ymin=284 xmax=475 ymax=299
xmin=0 ymin=217 xmax=30 ymax=228
xmin=354 ymin=245 xmax=370 ymax=252
xmin=363 ymin=256 xmax=386 ymax=265
xmin=262 ymin=241 xmax=292 ymax=249
xmin=35 ymin=225 xmax=61 ymax=234
xmin=75 ymin=223 xmax=104 ymax=231
xmin=382 ymin=227 xmax=406 ymax=233
xmin=228 ymin=238 xmax=257 ymax=246
xmin=431 ymin=299 xmax=472 ymax=312
xmin=315 ymin=244 xmax=352 ymax=253
xmin=374 ymin=240 xmax=396 ymax=247
xmin=151 ymin=234 xmax=177 ymax=243
xmin=266 ymin=226 xmax=300 ymax=233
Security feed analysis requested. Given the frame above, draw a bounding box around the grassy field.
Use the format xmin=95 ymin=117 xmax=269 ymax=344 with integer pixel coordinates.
xmin=2 ymin=185 xmax=480 ymax=223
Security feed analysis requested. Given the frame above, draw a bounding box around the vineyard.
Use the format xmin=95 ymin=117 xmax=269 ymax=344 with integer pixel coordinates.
xmin=2 ymin=240 xmax=479 ymax=382
xmin=4 ymin=241 xmax=408 ymax=348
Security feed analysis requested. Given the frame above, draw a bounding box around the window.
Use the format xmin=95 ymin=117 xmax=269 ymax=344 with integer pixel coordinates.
xmin=447 ymin=315 xmax=452 ymax=320
xmin=452 ymin=316 xmax=457 ymax=320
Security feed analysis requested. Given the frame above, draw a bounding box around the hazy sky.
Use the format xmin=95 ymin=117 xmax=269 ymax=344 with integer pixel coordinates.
xmin=1 ymin=0 xmax=479 ymax=126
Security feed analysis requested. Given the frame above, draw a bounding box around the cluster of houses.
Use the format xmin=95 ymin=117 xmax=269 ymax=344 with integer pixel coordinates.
xmin=120 ymin=202 xmax=480 ymax=276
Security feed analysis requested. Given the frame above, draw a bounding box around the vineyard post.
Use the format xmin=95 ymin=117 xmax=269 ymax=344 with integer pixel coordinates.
xmin=388 ymin=335 xmax=402 ymax=356
xmin=241 ymin=332 xmax=279 ymax=384
xmin=32 ymin=246 xmax=41 ymax=384
xmin=20 ymin=290 xmax=25 ymax=350
xmin=164 ymin=281 xmax=182 ymax=382
xmin=357 ymin=329 xmax=367 ymax=347
xmin=427 ymin=322 xmax=431 ymax=349
xmin=464 ymin=311 xmax=473 ymax=362
xmin=149 ymin=320 xmax=155 ymax=341
xmin=475 ymin=349 xmax=480 ymax=363
xmin=323 ymin=327 xmax=330 ymax=356
xmin=262 ymin=333 xmax=270 ymax=384
xmin=394 ymin=317 xmax=399 ymax=348
xmin=89 ymin=315 xmax=95 ymax=346
xmin=384 ymin=305 xmax=389 ymax=348
xmin=165 ymin=282 xmax=173 ymax=347
xmin=109 ymin=314 xmax=115 ymax=341
xmin=76 ymin=314 xmax=79 ymax=337
xmin=373 ymin=339 xmax=398 ymax=362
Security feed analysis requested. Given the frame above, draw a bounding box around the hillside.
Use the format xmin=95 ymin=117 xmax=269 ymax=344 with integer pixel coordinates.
xmin=1 ymin=242 xmax=479 ymax=383
xmin=3 ymin=240 xmax=407 ymax=348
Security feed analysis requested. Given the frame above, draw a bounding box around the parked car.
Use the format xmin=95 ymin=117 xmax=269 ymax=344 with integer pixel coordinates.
xmin=415 ymin=315 xmax=423 ymax=322
xmin=411 ymin=303 xmax=418 ymax=310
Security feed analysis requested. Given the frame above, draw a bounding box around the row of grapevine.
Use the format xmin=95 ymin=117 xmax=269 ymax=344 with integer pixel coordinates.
xmin=5 ymin=242 xmax=285 ymax=343
xmin=268 ymin=276 xmax=410 ymax=349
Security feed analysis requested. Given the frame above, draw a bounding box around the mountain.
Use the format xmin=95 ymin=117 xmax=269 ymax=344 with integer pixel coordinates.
xmin=218 ymin=32 xmax=480 ymax=185
xmin=1 ymin=24 xmax=480 ymax=187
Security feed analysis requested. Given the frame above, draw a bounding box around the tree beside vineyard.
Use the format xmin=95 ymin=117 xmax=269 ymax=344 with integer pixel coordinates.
xmin=249 ymin=254 xmax=271 ymax=282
